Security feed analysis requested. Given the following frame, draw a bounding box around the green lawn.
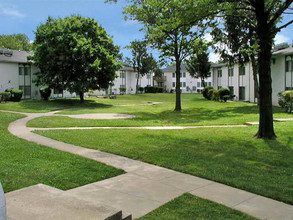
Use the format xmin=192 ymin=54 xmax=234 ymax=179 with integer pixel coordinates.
xmin=26 ymin=94 xmax=292 ymax=128
xmin=139 ymin=194 xmax=256 ymax=220
xmin=35 ymin=122 xmax=293 ymax=204
xmin=0 ymin=112 xmax=124 ymax=193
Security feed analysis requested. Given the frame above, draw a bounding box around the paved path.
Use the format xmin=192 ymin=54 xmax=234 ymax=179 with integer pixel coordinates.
xmin=2 ymin=110 xmax=293 ymax=219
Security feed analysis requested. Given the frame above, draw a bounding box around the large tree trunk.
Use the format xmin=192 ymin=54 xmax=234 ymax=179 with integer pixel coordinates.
xmin=175 ymin=57 xmax=182 ymax=111
xmin=79 ymin=91 xmax=84 ymax=103
xmin=254 ymin=4 xmax=276 ymax=139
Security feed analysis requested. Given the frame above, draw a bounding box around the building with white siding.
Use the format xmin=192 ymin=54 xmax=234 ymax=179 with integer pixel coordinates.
xmin=162 ymin=64 xmax=212 ymax=93
xmin=0 ymin=49 xmax=152 ymax=99
xmin=211 ymin=43 xmax=293 ymax=106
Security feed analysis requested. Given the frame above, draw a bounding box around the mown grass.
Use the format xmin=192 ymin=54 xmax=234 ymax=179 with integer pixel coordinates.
xmin=27 ymin=94 xmax=292 ymax=128
xmin=0 ymin=112 xmax=124 ymax=192
xmin=35 ymin=122 xmax=293 ymax=204
xmin=139 ymin=193 xmax=257 ymax=220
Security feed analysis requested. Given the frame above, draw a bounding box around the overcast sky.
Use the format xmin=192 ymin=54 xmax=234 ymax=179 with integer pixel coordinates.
xmin=1 ymin=0 xmax=292 ymax=63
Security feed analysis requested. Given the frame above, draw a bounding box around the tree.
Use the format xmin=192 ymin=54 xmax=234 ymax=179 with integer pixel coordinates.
xmin=179 ymin=0 xmax=293 ymax=139
xmin=32 ymin=15 xmax=121 ymax=103
xmin=0 ymin=34 xmax=32 ymax=51
xmin=125 ymin=40 xmax=154 ymax=93
xmin=211 ymin=8 xmax=259 ymax=101
xmin=186 ymin=41 xmax=211 ymax=88
xmin=108 ymin=0 xmax=206 ymax=111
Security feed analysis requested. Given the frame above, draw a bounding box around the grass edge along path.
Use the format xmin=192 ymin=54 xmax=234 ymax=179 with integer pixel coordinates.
xmin=0 ymin=112 xmax=124 ymax=193
xmin=138 ymin=193 xmax=257 ymax=220
xmin=34 ymin=122 xmax=293 ymax=205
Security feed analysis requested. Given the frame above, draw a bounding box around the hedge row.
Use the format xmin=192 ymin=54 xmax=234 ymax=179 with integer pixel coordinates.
xmin=144 ymin=86 xmax=164 ymax=93
xmin=0 ymin=89 xmax=23 ymax=102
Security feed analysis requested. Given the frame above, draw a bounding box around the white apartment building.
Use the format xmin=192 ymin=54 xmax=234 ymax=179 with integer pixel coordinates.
xmin=90 ymin=63 xmax=154 ymax=96
xmin=0 ymin=49 xmax=152 ymax=99
xmin=162 ymin=64 xmax=212 ymax=93
xmin=211 ymin=43 xmax=293 ymax=106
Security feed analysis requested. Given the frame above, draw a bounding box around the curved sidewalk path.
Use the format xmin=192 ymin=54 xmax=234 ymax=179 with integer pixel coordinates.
xmin=3 ymin=110 xmax=293 ymax=219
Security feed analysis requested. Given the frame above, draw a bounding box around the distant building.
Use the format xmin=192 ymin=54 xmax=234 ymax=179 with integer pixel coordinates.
xmin=211 ymin=43 xmax=293 ymax=105
xmin=0 ymin=50 xmax=152 ymax=99
xmin=89 ymin=63 xmax=154 ymax=96
xmin=161 ymin=64 xmax=212 ymax=93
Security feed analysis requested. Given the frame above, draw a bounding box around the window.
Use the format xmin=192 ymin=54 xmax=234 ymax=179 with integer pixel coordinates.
xmin=120 ymin=70 xmax=126 ymax=78
xmin=208 ymin=82 xmax=212 ymax=86
xmin=192 ymin=86 xmax=197 ymax=91
xmin=172 ymin=82 xmax=175 ymax=87
xmin=286 ymin=87 xmax=293 ymax=90
xmin=228 ymin=68 xmax=234 ymax=77
xmin=217 ymin=69 xmax=222 ymax=77
xmin=147 ymin=73 xmax=151 ymax=79
xmin=183 ymin=72 xmax=186 ymax=78
xmin=19 ymin=86 xmax=31 ymax=97
xmin=207 ymin=72 xmax=211 ymax=77
xmin=239 ymin=66 xmax=245 ymax=75
xmin=180 ymin=82 xmax=182 ymax=87
xmin=183 ymin=82 xmax=186 ymax=87
xmin=285 ymin=60 xmax=293 ymax=72
xmin=172 ymin=72 xmax=175 ymax=78
xmin=197 ymin=82 xmax=201 ymax=87
xmin=218 ymin=86 xmax=222 ymax=90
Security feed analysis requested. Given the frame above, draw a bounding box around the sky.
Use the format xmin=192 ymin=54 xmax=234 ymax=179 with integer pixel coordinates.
xmin=1 ymin=0 xmax=293 ymax=63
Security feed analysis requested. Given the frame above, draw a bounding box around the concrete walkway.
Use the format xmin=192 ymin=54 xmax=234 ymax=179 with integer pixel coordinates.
xmin=2 ymin=110 xmax=293 ymax=219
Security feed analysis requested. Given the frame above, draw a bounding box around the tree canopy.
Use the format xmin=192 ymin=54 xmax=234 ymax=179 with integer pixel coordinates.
xmin=32 ymin=15 xmax=121 ymax=102
xmin=108 ymin=0 xmax=207 ymax=111
xmin=186 ymin=41 xmax=211 ymax=88
xmin=0 ymin=34 xmax=32 ymax=51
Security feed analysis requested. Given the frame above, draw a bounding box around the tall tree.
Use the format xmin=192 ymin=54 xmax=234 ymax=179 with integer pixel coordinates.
xmin=32 ymin=15 xmax=121 ymax=103
xmin=211 ymin=8 xmax=259 ymax=101
xmin=125 ymin=40 xmax=154 ymax=93
xmin=108 ymin=0 xmax=206 ymax=111
xmin=180 ymin=0 xmax=293 ymax=139
xmin=186 ymin=41 xmax=211 ymax=88
xmin=0 ymin=34 xmax=32 ymax=51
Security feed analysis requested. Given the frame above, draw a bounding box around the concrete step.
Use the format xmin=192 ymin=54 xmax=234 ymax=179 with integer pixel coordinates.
xmin=6 ymin=184 xmax=130 ymax=220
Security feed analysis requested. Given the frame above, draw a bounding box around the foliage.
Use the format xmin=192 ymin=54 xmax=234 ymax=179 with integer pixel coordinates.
xmin=39 ymin=87 xmax=52 ymax=101
xmin=32 ymin=15 xmax=121 ymax=103
xmin=125 ymin=40 xmax=155 ymax=93
xmin=278 ymin=91 xmax=293 ymax=113
xmin=0 ymin=92 xmax=11 ymax=102
xmin=138 ymin=87 xmax=144 ymax=93
xmin=109 ymin=0 xmax=207 ymax=111
xmin=119 ymin=87 xmax=126 ymax=94
xmin=212 ymin=89 xmax=219 ymax=101
xmin=0 ymin=34 xmax=32 ymax=51
xmin=202 ymin=86 xmax=214 ymax=100
xmin=186 ymin=41 xmax=211 ymax=87
xmin=5 ymin=89 xmax=23 ymax=102
xmin=218 ymin=88 xmax=231 ymax=102
xmin=144 ymin=86 xmax=163 ymax=93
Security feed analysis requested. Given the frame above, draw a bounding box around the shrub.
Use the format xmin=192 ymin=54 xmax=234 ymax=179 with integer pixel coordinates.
xmin=0 ymin=92 xmax=11 ymax=102
xmin=218 ymin=88 xmax=231 ymax=102
xmin=202 ymin=86 xmax=214 ymax=100
xmin=40 ymin=87 xmax=51 ymax=101
xmin=145 ymin=86 xmax=164 ymax=93
xmin=119 ymin=87 xmax=126 ymax=94
xmin=138 ymin=87 xmax=144 ymax=93
xmin=209 ymin=89 xmax=219 ymax=101
xmin=5 ymin=89 xmax=23 ymax=102
xmin=278 ymin=90 xmax=293 ymax=113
